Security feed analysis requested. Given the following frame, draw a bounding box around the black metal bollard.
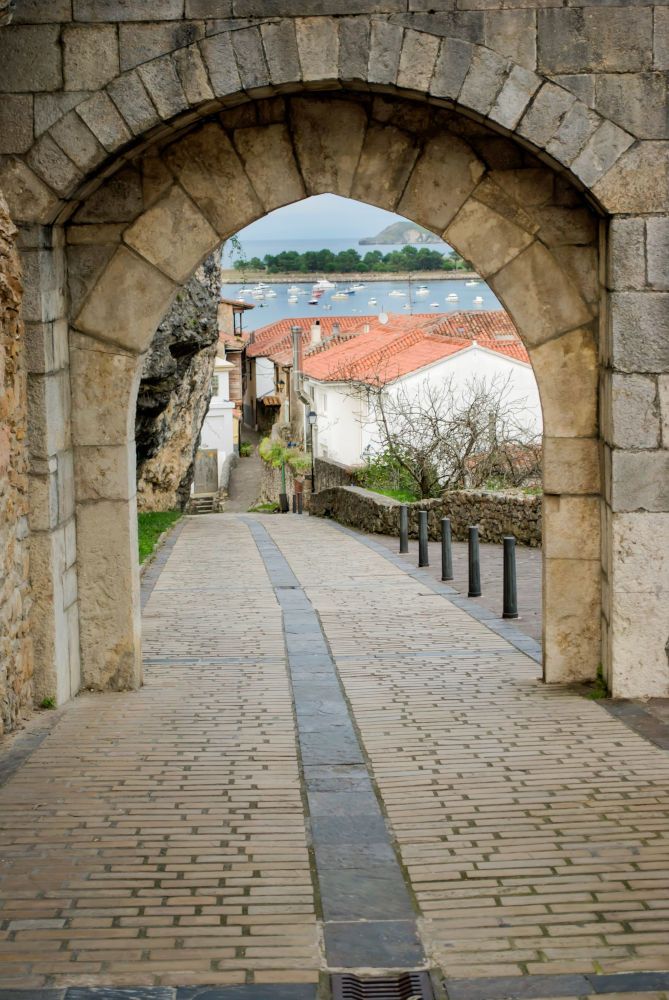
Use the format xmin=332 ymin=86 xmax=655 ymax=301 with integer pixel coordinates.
xmin=297 ymin=492 xmax=303 ymax=515
xmin=279 ymin=492 xmax=289 ymax=513
xmin=399 ymin=504 xmax=409 ymax=554
xmin=503 ymin=535 xmax=518 ymax=619
xmin=418 ymin=510 xmax=429 ymax=567
xmin=441 ymin=517 xmax=453 ymax=581
xmin=468 ymin=525 xmax=481 ymax=597
xmin=292 ymin=495 xmax=296 ymax=513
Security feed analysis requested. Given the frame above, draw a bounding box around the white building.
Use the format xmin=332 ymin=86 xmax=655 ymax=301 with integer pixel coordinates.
xmin=199 ymin=355 xmax=236 ymax=486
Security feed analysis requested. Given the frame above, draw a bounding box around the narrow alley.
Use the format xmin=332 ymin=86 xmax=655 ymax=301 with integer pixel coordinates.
xmin=1 ymin=515 xmax=669 ymax=997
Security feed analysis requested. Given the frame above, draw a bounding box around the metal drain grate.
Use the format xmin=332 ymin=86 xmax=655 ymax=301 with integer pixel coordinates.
xmin=331 ymin=971 xmax=435 ymax=1000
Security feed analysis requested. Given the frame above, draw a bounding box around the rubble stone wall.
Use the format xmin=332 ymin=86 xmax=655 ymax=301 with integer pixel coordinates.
xmin=310 ymin=485 xmax=542 ymax=547
xmin=0 ymin=191 xmax=32 ymax=735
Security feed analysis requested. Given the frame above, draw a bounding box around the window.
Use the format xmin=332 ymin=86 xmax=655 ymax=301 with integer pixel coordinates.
xmin=320 ymin=391 xmax=328 ymax=413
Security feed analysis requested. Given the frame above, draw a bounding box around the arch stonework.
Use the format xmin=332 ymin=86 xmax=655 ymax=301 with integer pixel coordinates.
xmin=0 ymin=11 xmax=667 ymax=707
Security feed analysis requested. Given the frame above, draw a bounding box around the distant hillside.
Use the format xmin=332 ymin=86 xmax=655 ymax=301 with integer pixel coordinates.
xmin=359 ymin=221 xmax=443 ymax=245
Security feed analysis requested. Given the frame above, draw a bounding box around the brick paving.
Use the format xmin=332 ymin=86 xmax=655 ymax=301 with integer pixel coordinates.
xmin=0 ymin=513 xmax=669 ymax=995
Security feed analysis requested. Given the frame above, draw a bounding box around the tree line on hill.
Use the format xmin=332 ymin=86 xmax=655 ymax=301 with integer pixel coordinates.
xmin=232 ymin=245 xmax=471 ymax=274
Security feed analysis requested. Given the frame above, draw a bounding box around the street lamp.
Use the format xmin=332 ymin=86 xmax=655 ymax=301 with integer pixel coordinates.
xmin=307 ymin=410 xmax=317 ymax=493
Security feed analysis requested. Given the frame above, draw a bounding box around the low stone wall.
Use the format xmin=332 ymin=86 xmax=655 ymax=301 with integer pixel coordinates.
xmin=260 ymin=459 xmax=313 ymax=508
xmin=0 ymin=192 xmax=32 ymax=734
xmin=314 ymin=457 xmax=357 ymax=492
xmin=310 ymin=485 xmax=542 ymax=547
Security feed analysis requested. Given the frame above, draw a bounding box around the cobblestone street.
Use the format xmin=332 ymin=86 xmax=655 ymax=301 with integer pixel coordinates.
xmin=1 ymin=514 xmax=669 ymax=997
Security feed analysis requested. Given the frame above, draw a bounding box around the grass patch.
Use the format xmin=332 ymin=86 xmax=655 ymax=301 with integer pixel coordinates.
xmin=239 ymin=442 xmax=253 ymax=457
xmin=247 ymin=501 xmax=279 ymax=513
xmin=39 ymin=696 xmax=56 ymax=710
xmin=138 ymin=510 xmax=181 ymax=564
xmin=367 ymin=486 xmax=419 ymax=503
xmin=585 ymin=665 xmax=609 ymax=700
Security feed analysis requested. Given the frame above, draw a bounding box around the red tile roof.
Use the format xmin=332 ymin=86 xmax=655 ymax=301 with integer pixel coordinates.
xmin=244 ymin=310 xmax=529 ymax=383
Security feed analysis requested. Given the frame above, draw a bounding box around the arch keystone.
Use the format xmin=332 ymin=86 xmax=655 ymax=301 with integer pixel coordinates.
xmin=351 ymin=122 xmax=419 ymax=212
xmin=164 ymin=122 xmax=262 ymax=237
xmin=75 ymin=245 xmax=176 ymax=354
xmin=123 ymin=184 xmax=219 ymax=283
xmin=398 ymin=134 xmax=485 ymax=232
xmin=291 ymin=97 xmax=367 ymax=198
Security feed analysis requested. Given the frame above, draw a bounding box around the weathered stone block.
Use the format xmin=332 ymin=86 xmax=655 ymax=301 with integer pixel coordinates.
xmin=34 ymin=92 xmax=91 ymax=136
xmin=67 ymin=243 xmax=117 ymax=317
xmin=656 ymin=7 xmax=669 ymax=72
xmin=108 ymin=69 xmax=161 ymax=136
xmin=0 ymin=25 xmax=62 ymax=92
xmin=610 ymin=291 xmax=669 ymax=374
xmin=123 ymin=184 xmax=218 ymax=283
xmin=490 ymin=242 xmax=592 ymax=347
xmin=397 ymin=29 xmax=439 ymax=94
xmin=233 ymin=123 xmax=305 ymax=213
xmin=609 ymin=588 xmax=669 ymax=698
xmin=610 ymin=372 xmax=660 ymax=450
xmin=398 ymin=134 xmax=484 ymax=233
xmin=260 ymin=19 xmax=300 ymax=87
xmin=231 ymin=25 xmax=270 ymax=91
xmin=74 ymin=246 xmax=176 ymax=354
xmin=73 ymin=0 xmax=184 ymax=20
xmin=607 ymin=216 xmax=646 ymax=292
xmin=26 ymin=134 xmax=82 ymax=199
xmin=27 ymin=370 xmax=71 ymax=459
xmin=367 ymin=18 xmax=403 ymax=86
xmin=610 ymin=450 xmax=669 ymax=513
xmin=529 ymin=327 xmax=598 ymax=439
xmin=29 ymin=459 xmax=59 ymax=533
xmin=13 ymin=0 xmax=72 ymax=21
xmin=545 ymin=100 xmax=601 ymax=166
xmin=339 ymin=16 xmax=371 ymax=82
xmin=459 ymin=46 xmax=509 ymax=117
xmin=164 ymin=122 xmax=262 ymax=236
xmin=543 ymin=437 xmax=600 ymax=496
xmin=77 ymin=91 xmax=132 ymax=152
xmin=429 ymin=36 xmax=472 ymax=101
xmin=647 ymin=218 xmax=669 ymax=292
xmin=445 ymin=197 xmax=534 ymax=279
xmin=199 ymin=31 xmax=241 ymax=96
xmin=50 ymin=110 xmax=107 ymax=174
xmin=484 ymin=9 xmax=536 ymax=72
xmin=296 ymin=17 xmax=339 ymax=83
xmin=75 ymin=496 xmax=142 ymax=692
xmin=489 ymin=65 xmax=541 ymax=131
xmin=63 ymin=24 xmax=119 ymax=91
xmin=543 ymin=495 xmax=600 ymax=561
xmin=137 ymin=55 xmax=188 ymax=119
xmin=595 ymin=72 xmax=668 ymax=142
xmin=173 ymin=43 xmax=214 ymax=105
xmin=291 ymin=97 xmax=367 ymax=198
xmin=543 ymin=556 xmax=600 ymax=684
xmin=593 ymin=141 xmax=669 ymax=215
xmin=76 ymin=444 xmax=136 ymax=502
xmin=538 ymin=8 xmax=653 ymax=75
xmin=186 ymin=0 xmax=232 ymax=14
xmin=517 ymin=82 xmax=575 ymax=149
xmin=0 ymin=96 xmax=34 ymax=155
xmin=119 ymin=20 xmax=203 ymax=73
xmin=74 ymin=166 xmax=144 ymax=227
xmin=70 ymin=333 xmax=143 ymax=446
xmin=571 ymin=119 xmax=635 ymax=190
xmin=351 ymin=123 xmax=418 ymax=212
xmin=19 ymin=245 xmax=66 ymax=325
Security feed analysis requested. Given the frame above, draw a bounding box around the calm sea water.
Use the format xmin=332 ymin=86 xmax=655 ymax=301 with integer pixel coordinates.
xmin=220 ymin=239 xmax=500 ymax=332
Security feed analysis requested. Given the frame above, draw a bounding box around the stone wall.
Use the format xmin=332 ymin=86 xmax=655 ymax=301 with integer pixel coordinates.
xmin=135 ymin=254 xmax=219 ymax=512
xmin=260 ymin=457 xmax=312 ymax=509
xmin=310 ymin=485 xmax=542 ymax=547
xmin=0 ymin=191 xmax=32 ymax=735
xmin=314 ymin=457 xmax=356 ymax=492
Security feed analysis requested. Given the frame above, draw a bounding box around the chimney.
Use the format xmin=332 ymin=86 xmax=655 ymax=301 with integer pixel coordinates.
xmin=363 ymin=323 xmax=370 ymax=334
xmin=332 ymin=322 xmax=341 ymax=339
xmin=310 ymin=320 xmax=322 ymax=346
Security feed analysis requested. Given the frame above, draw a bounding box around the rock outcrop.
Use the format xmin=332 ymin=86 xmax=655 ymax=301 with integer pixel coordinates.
xmin=135 ymin=254 xmax=219 ymax=512
xmin=0 ymin=190 xmax=32 ymax=734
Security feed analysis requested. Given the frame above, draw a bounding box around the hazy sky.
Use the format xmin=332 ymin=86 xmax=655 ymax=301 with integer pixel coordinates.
xmin=235 ymin=193 xmax=416 ymax=240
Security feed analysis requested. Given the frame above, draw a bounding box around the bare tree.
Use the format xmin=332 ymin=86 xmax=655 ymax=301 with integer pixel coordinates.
xmin=347 ymin=371 xmax=541 ymax=499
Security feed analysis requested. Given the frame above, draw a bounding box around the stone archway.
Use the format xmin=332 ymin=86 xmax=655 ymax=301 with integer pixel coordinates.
xmin=1 ymin=17 xmax=665 ymax=707
xmin=64 ymin=92 xmax=602 ymax=698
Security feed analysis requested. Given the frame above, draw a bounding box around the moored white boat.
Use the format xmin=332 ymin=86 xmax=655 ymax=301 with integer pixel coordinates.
xmin=313 ymin=277 xmax=336 ymax=291
xmin=446 ymin=292 xmax=459 ymax=302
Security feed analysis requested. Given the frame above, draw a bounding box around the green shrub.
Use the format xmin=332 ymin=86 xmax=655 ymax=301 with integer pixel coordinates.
xmin=357 ymin=453 xmax=420 ymax=502
xmin=40 ymin=696 xmax=56 ymax=710
xmin=239 ymin=442 xmax=252 ymax=457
